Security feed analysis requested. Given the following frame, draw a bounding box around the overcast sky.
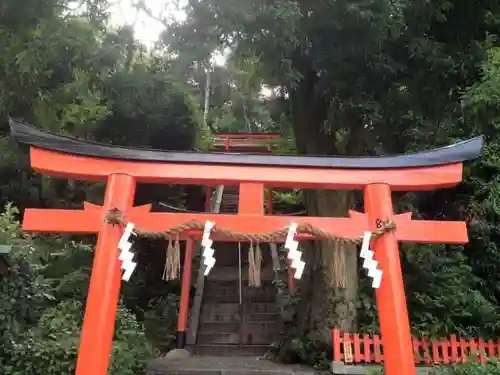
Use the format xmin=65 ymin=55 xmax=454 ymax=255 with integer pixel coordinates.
xmin=107 ymin=0 xmax=230 ymax=65
xmin=108 ymin=0 xmax=185 ymax=45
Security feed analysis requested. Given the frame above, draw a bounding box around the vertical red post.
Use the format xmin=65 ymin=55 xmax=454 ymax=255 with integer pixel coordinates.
xmin=363 ymin=334 xmax=372 ymax=362
xmin=75 ymin=174 xmax=136 ymax=375
xmin=239 ymin=183 xmax=264 ymax=214
xmin=333 ymin=329 xmax=342 ymax=361
xmin=364 ymin=183 xmax=415 ymax=375
xmin=177 ymin=237 xmax=194 ymax=348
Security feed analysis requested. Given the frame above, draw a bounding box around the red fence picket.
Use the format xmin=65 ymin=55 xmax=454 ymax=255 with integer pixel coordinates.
xmin=332 ymin=329 xmax=499 ymax=365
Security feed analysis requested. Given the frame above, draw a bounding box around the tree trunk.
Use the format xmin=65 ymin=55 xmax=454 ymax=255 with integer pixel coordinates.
xmin=299 ymin=190 xmax=358 ymax=342
xmin=285 ymin=71 xmax=358 ymax=344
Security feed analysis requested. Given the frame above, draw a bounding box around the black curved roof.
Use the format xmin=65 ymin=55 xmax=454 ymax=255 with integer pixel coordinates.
xmin=9 ymin=117 xmax=484 ymax=169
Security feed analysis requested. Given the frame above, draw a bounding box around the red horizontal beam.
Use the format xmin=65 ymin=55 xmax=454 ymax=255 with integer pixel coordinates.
xmin=348 ymin=210 xmax=468 ymax=244
xmin=213 ymin=140 xmax=271 ymax=147
xmin=29 ymin=147 xmax=464 ymax=191
xmin=22 ymin=206 xmax=468 ymax=244
xmin=214 ymin=133 xmax=281 ymax=139
xmin=23 ymin=207 xmax=101 ymax=233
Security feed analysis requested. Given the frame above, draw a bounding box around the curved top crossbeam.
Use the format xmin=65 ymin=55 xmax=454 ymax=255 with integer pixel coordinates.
xmin=9 ymin=117 xmax=484 ymax=170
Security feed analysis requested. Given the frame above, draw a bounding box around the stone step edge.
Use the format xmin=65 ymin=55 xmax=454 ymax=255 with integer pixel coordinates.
xmin=186 ymin=343 xmax=273 ymax=354
xmin=200 ymin=320 xmax=279 ymax=324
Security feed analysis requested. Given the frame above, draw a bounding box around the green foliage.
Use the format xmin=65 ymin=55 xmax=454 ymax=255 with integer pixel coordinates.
xmin=167 ymin=0 xmax=500 ymax=361
xmin=110 ymin=304 xmax=153 ymax=375
xmin=7 ymin=0 xmax=500 ymax=372
xmin=267 ymin=245 xmax=332 ymax=370
xmin=432 ymin=358 xmax=500 ymax=375
xmin=358 ymin=244 xmax=500 ymax=339
xmin=95 ymin=68 xmax=201 ymax=150
xmin=4 ymin=300 xmax=151 ymax=375
xmin=34 ymin=69 xmax=110 ymax=137
xmin=0 ymin=204 xmax=152 ymax=374
xmin=3 ymin=300 xmax=81 ymax=375
xmin=276 ymin=335 xmax=331 ymax=371
xmin=0 ymin=205 xmax=51 ymax=368
xmin=142 ymin=294 xmax=180 ymax=353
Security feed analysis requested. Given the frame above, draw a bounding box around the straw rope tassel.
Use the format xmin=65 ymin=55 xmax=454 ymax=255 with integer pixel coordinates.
xmin=255 ymin=243 xmax=262 ymax=287
xmin=162 ymin=237 xmax=181 ymax=281
xmin=249 ymin=242 xmax=257 ymax=287
xmin=162 ymin=239 xmax=173 ymax=281
xmin=175 ymin=234 xmax=181 ymax=278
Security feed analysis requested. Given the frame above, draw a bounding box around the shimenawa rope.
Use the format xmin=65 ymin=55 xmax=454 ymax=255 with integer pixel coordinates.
xmin=105 ymin=208 xmax=395 ymax=285
xmin=104 ymin=208 xmax=395 ymax=244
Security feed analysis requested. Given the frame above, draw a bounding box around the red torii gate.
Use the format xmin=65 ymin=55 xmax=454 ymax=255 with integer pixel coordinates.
xmin=9 ymin=118 xmax=483 ymax=375
xmin=211 ymin=131 xmax=281 ymax=153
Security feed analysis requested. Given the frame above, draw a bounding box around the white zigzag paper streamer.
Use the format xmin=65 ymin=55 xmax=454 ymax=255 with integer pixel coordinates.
xmin=285 ymin=223 xmax=305 ymax=279
xmin=360 ymin=231 xmax=382 ymax=288
xmin=117 ymin=223 xmax=137 ymax=282
xmin=202 ymin=221 xmax=216 ymax=275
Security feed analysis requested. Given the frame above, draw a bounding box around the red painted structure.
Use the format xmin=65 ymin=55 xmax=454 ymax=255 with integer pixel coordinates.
xmin=333 ymin=328 xmax=497 ymax=365
xmin=206 ymin=132 xmax=298 ymax=288
xmin=9 ymin=118 xmax=483 ymax=375
xmin=211 ymin=132 xmax=281 ymax=153
xmin=204 ymin=131 xmax=281 ymax=210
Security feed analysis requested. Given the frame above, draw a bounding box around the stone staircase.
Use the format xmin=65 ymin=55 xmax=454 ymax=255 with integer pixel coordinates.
xmin=188 ymin=185 xmax=283 ymax=356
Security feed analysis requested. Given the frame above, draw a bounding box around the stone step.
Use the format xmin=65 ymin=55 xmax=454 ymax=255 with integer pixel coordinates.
xmin=199 ymin=321 xmax=282 ymax=335
xmin=202 ymin=293 xmax=276 ymax=303
xmin=202 ymin=302 xmax=278 ymax=315
xmin=207 ymin=267 xmax=274 ymax=281
xmin=203 ymin=297 xmax=276 ymax=304
xmin=197 ymin=332 xmax=278 ymax=345
xmin=203 ymin=282 xmax=277 ymax=300
xmin=200 ymin=311 xmax=280 ymax=323
xmin=204 ymin=280 xmax=276 ymax=293
xmin=202 ymin=302 xmax=279 ymax=314
xmin=205 ymin=279 xmax=275 ymax=288
xmin=249 ymin=302 xmax=280 ymax=314
xmin=197 ymin=332 xmax=240 ymax=345
xmin=201 ymin=302 xmax=240 ymax=314
xmin=203 ymin=294 xmax=276 ymax=304
xmin=187 ymin=344 xmax=271 ymax=357
xmin=202 ymin=294 xmax=240 ymax=303
xmin=203 ymin=286 xmax=275 ymax=295
xmin=198 ymin=322 xmax=241 ymax=334
xmin=241 ymin=332 xmax=280 ymax=345
xmin=147 ymin=355 xmax=323 ymax=375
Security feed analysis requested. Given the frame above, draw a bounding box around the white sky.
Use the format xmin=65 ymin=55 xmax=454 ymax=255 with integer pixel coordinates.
xmin=108 ymin=1 xmax=274 ymax=96
xmin=108 ymin=0 xmax=183 ymax=45
xmin=108 ymin=0 xmax=229 ymax=65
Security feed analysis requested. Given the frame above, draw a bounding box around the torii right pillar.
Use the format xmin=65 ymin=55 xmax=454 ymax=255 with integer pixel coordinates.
xmin=365 ymin=184 xmax=415 ymax=375
xmin=350 ymin=174 xmax=476 ymax=375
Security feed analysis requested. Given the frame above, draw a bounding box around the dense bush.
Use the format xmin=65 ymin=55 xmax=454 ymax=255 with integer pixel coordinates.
xmin=0 ymin=205 xmax=152 ymax=375
xmin=431 ymin=358 xmax=500 ymax=375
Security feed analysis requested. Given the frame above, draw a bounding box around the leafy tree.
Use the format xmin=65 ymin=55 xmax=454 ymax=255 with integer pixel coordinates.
xmin=0 ymin=1 xmax=201 ymax=371
xmin=165 ymin=0 xmax=500 ymax=356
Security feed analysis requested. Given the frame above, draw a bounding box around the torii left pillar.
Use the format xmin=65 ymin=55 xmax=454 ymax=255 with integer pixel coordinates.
xmin=76 ymin=174 xmax=136 ymax=375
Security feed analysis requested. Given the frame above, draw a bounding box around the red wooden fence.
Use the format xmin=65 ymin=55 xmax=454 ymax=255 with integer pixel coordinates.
xmin=333 ymin=329 xmax=500 ymax=365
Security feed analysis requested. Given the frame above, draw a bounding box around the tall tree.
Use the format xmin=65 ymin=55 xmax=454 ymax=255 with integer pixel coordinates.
xmin=165 ymin=0 xmax=500 ymax=347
